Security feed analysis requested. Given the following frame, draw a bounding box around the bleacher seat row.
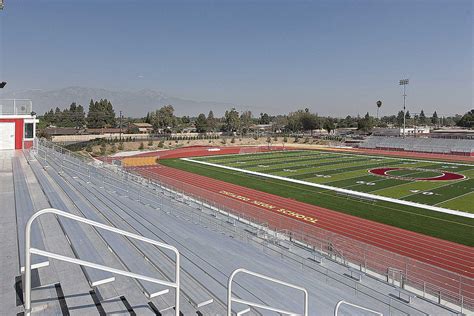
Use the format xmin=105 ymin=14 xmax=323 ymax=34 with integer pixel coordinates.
xmin=359 ymin=136 xmax=474 ymax=155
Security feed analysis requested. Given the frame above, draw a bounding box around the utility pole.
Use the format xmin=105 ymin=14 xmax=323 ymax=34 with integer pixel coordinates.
xmin=119 ymin=110 xmax=123 ymax=142
xmin=399 ymin=79 xmax=409 ymax=137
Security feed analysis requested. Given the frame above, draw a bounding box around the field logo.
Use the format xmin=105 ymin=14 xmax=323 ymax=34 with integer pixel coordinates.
xmin=369 ymin=167 xmax=465 ymax=181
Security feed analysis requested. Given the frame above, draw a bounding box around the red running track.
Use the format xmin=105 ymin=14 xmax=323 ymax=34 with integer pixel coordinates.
xmin=133 ymin=164 xmax=474 ymax=302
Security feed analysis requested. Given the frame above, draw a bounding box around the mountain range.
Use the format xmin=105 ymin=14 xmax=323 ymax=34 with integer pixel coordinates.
xmin=0 ymin=86 xmax=236 ymax=117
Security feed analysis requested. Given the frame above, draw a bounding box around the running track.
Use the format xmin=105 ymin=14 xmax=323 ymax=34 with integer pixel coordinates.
xmin=132 ymin=164 xmax=474 ymax=303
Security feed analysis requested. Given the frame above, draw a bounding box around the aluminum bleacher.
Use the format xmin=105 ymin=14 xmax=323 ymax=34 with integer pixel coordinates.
xmin=0 ymin=142 xmax=469 ymax=315
xmin=359 ymin=136 xmax=474 ymax=155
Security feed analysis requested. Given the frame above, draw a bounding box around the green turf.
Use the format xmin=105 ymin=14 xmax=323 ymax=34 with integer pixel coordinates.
xmin=438 ymin=192 xmax=474 ymax=212
xmin=160 ymin=158 xmax=474 ymax=246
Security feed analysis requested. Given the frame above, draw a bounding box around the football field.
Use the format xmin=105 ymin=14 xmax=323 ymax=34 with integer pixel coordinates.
xmin=186 ymin=150 xmax=474 ymax=215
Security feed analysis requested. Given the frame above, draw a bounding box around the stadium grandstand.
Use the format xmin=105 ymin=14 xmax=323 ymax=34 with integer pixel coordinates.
xmin=0 ymin=138 xmax=471 ymax=315
xmin=358 ymin=136 xmax=474 ymax=156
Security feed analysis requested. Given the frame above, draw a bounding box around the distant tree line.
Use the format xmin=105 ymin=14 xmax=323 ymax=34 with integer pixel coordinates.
xmin=39 ymin=100 xmax=473 ymax=134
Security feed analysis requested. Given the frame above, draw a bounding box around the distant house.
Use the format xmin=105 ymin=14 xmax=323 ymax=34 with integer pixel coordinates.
xmin=129 ymin=122 xmax=153 ymax=134
xmin=249 ymin=124 xmax=274 ymax=134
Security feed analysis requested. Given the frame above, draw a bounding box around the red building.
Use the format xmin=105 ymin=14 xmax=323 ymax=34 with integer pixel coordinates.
xmin=0 ymin=99 xmax=38 ymax=150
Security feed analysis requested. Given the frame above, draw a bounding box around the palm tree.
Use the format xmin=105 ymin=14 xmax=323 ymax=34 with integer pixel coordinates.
xmin=376 ymin=100 xmax=382 ymax=121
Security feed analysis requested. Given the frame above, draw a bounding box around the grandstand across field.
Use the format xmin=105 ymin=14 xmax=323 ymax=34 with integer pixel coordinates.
xmin=359 ymin=136 xmax=474 ymax=156
xmin=1 ymin=140 xmax=472 ymax=315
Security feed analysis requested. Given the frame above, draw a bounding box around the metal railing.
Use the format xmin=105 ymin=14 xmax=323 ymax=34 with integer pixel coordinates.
xmin=227 ymin=268 xmax=308 ymax=316
xmin=334 ymin=300 xmax=383 ymax=316
xmin=24 ymin=208 xmax=181 ymax=316
xmin=32 ymin=139 xmax=472 ymax=314
xmin=0 ymin=99 xmax=33 ymax=115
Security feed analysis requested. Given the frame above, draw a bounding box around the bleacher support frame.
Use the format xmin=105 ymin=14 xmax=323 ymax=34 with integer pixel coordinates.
xmin=334 ymin=300 xmax=383 ymax=316
xmin=227 ymin=268 xmax=308 ymax=316
xmin=24 ymin=208 xmax=181 ymax=316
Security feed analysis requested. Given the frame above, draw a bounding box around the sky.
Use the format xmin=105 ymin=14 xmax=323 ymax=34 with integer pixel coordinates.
xmin=0 ymin=0 xmax=472 ymax=117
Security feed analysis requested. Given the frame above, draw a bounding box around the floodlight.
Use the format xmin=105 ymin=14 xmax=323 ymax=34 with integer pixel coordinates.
xmin=0 ymin=81 xmax=6 ymax=88
xmin=399 ymin=79 xmax=409 ymax=85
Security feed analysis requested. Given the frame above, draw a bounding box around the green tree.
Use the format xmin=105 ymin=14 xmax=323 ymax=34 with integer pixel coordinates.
xmin=358 ymin=112 xmax=374 ymax=132
xmin=206 ymin=110 xmax=217 ymax=131
xmin=396 ymin=111 xmax=405 ymax=127
xmin=259 ymin=113 xmax=271 ymax=124
xmin=195 ymin=113 xmax=208 ymax=133
xmin=224 ymin=108 xmax=240 ymax=133
xmin=286 ymin=110 xmax=304 ymax=132
xmin=457 ymin=109 xmax=474 ymax=128
xmin=323 ymin=118 xmax=335 ymax=134
xmin=151 ymin=105 xmax=177 ymax=132
xmin=419 ymin=110 xmax=427 ymax=125
xmin=181 ymin=116 xmax=191 ymax=124
xmin=86 ymin=99 xmax=115 ymax=128
xmin=300 ymin=112 xmax=320 ymax=135
xmin=240 ymin=110 xmax=253 ymax=135
xmin=431 ymin=111 xmax=439 ymax=126
xmin=76 ymin=104 xmax=86 ymax=128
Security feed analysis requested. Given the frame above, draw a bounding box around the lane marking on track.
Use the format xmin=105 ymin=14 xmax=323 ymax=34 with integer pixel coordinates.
xmin=182 ymin=157 xmax=474 ymax=219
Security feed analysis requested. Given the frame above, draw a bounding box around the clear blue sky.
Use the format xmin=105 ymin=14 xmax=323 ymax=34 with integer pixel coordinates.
xmin=0 ymin=0 xmax=472 ymax=117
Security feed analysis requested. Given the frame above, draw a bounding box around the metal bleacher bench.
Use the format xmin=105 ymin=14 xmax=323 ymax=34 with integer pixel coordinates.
xmin=12 ymin=157 xmax=49 ymax=272
xmin=43 ymin=166 xmax=172 ymax=299
xmin=29 ymin=160 xmax=115 ymax=287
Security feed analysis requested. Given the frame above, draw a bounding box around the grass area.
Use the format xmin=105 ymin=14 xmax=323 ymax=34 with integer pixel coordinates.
xmin=195 ymin=150 xmax=474 ymax=213
xmin=160 ymin=158 xmax=474 ymax=246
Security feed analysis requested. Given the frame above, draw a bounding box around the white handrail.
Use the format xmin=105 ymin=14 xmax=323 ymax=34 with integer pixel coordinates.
xmin=24 ymin=208 xmax=180 ymax=316
xmin=334 ymin=300 xmax=383 ymax=316
xmin=227 ymin=268 xmax=308 ymax=316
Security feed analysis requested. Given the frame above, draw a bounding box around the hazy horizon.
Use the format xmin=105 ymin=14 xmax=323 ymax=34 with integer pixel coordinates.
xmin=0 ymin=0 xmax=472 ymax=117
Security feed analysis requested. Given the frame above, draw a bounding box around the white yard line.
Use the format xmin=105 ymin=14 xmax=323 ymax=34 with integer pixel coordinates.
xmin=182 ymin=157 xmax=474 ymax=219
xmin=434 ymin=191 xmax=474 ymax=207
xmin=399 ymin=178 xmax=471 ymax=200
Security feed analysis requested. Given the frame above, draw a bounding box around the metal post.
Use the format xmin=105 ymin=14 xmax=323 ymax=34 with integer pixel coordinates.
xmin=403 ymin=84 xmax=406 ymax=137
xmin=399 ymin=79 xmax=409 ymax=138
xmin=119 ymin=110 xmax=123 ymax=142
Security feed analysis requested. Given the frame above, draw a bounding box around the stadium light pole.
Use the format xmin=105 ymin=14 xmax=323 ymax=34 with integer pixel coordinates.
xmin=399 ymin=79 xmax=409 ymax=137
